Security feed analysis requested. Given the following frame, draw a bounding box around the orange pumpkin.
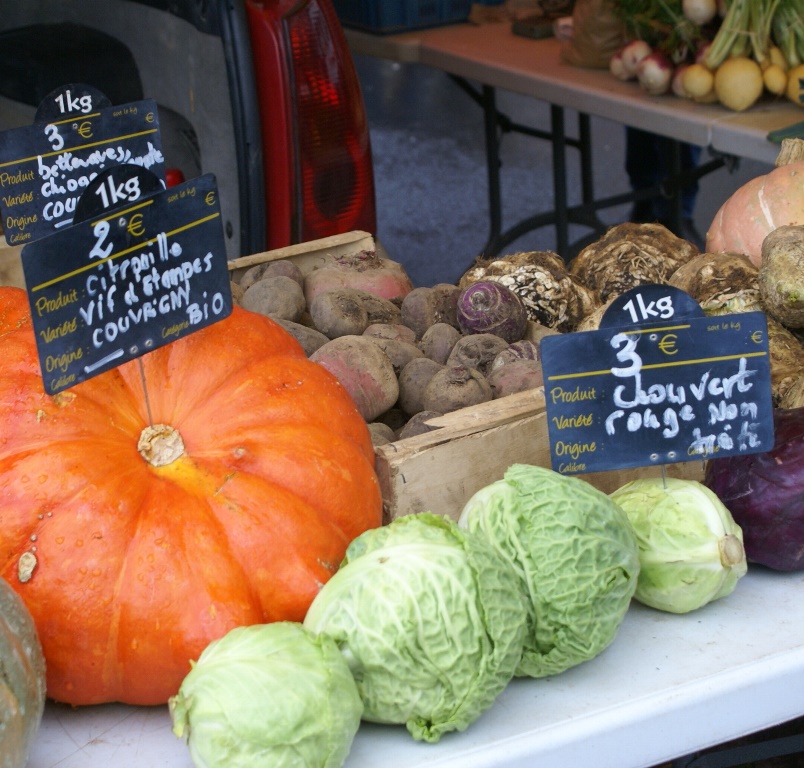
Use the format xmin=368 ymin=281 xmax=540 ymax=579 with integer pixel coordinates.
xmin=0 ymin=286 xmax=382 ymax=706
xmin=706 ymin=155 xmax=804 ymax=267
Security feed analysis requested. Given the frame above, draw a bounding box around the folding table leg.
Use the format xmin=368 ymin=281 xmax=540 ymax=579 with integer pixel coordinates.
xmin=550 ymin=103 xmax=569 ymax=257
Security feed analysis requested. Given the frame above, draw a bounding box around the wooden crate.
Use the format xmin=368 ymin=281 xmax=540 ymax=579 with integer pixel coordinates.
xmin=374 ymin=387 xmax=705 ymax=523
xmin=225 ymin=230 xmax=705 ymax=524
xmin=0 ymin=244 xmax=24 ymax=288
xmin=227 ymin=229 xmax=376 ymax=282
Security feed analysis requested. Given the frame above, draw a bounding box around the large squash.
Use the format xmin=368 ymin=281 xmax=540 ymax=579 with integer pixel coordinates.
xmin=0 ymin=286 xmax=382 ymax=706
xmin=706 ymin=139 xmax=804 ymax=267
xmin=0 ymin=576 xmax=46 ymax=768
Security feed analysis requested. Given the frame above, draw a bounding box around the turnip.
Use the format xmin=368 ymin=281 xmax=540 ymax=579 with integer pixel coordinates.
xmin=764 ymin=64 xmax=788 ymax=96
xmin=681 ymin=62 xmax=715 ymax=101
xmin=768 ymin=46 xmax=788 ymax=72
xmin=609 ymin=49 xmax=633 ymax=81
xmin=620 ymin=40 xmax=653 ymax=79
xmin=713 ymin=56 xmax=763 ymax=111
xmin=672 ymin=64 xmax=692 ymax=98
xmin=636 ymin=52 xmax=674 ymax=95
xmin=682 ymin=0 xmax=717 ymax=26
xmin=456 ymin=280 xmax=528 ymax=342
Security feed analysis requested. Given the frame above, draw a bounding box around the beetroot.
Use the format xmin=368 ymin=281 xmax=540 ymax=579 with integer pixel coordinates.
xmin=303 ymin=249 xmax=414 ymax=307
xmin=704 ymin=407 xmax=804 ymax=571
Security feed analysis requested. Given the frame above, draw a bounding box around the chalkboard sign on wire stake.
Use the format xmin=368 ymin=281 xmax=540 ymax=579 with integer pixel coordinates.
xmin=0 ymin=83 xmax=165 ymax=246
xmin=540 ymin=285 xmax=775 ymax=477
xmin=21 ymin=166 xmax=232 ymax=396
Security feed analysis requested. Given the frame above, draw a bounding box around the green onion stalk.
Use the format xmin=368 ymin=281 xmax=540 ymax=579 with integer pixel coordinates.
xmin=772 ymin=0 xmax=804 ymax=68
xmin=614 ymin=0 xmax=708 ymax=62
xmin=704 ymin=0 xmax=794 ymax=70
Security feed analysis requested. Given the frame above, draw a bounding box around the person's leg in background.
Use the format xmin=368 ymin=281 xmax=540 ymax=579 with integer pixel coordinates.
xmin=625 ymin=127 xmax=704 ymax=248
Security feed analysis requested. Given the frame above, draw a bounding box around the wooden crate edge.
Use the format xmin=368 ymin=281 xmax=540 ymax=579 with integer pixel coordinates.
xmin=227 ymin=230 xmax=375 ymax=282
xmin=375 ymin=387 xmax=706 ymax=522
xmin=0 ymin=244 xmax=24 ymax=289
xmin=375 ymin=387 xmax=547 ymax=461
xmin=375 ymin=408 xmax=552 ymax=523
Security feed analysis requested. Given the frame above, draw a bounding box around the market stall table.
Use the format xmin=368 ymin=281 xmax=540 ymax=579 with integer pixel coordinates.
xmin=345 ymin=22 xmax=803 ymax=259
xmin=29 ymin=568 xmax=804 ymax=768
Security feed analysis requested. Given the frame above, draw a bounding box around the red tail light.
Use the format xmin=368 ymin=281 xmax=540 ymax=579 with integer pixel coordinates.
xmin=164 ymin=168 xmax=185 ymax=188
xmin=247 ymin=0 xmax=376 ymax=249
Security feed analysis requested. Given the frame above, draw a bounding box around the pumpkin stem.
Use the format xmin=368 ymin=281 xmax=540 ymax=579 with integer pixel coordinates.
xmin=138 ymin=424 xmax=185 ymax=466
xmin=775 ymin=138 xmax=804 ymax=167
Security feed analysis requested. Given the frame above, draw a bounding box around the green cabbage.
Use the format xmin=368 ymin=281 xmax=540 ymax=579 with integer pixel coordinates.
xmin=458 ymin=464 xmax=640 ymax=678
xmin=302 ymin=512 xmax=527 ymax=743
xmin=610 ymin=477 xmax=747 ymax=614
xmin=169 ymin=622 xmax=362 ymax=768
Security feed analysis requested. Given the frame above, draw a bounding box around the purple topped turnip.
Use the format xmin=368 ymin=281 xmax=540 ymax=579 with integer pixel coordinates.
xmin=456 ymin=281 xmax=528 ymax=343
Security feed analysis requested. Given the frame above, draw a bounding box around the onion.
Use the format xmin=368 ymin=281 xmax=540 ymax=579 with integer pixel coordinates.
xmin=456 ymin=281 xmax=528 ymax=343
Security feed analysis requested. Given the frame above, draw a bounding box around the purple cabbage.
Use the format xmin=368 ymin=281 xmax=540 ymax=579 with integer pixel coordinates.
xmin=456 ymin=281 xmax=528 ymax=343
xmin=704 ymin=407 xmax=804 ymax=571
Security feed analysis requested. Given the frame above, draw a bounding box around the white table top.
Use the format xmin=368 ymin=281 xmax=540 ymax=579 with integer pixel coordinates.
xmin=345 ymin=23 xmax=803 ymax=166
xmin=29 ymin=568 xmax=804 ymax=768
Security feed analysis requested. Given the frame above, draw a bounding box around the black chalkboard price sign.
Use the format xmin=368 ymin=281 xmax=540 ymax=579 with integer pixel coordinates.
xmin=21 ymin=172 xmax=232 ymax=395
xmin=540 ymin=285 xmax=774 ymax=476
xmin=0 ymin=84 xmax=164 ymax=246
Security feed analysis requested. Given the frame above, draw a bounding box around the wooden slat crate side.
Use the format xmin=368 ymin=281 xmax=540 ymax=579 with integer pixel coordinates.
xmin=375 ymin=387 xmax=705 ymax=522
xmin=0 ymin=245 xmax=24 ymax=288
xmin=375 ymin=410 xmax=551 ymax=523
xmin=227 ymin=230 xmax=375 ymax=282
xmin=222 ymin=232 xmax=706 ymax=521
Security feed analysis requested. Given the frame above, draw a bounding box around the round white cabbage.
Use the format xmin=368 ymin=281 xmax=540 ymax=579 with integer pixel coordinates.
xmin=459 ymin=464 xmax=640 ymax=678
xmin=610 ymin=477 xmax=747 ymax=613
xmin=169 ymin=622 xmax=362 ymax=768
xmin=303 ymin=512 xmax=527 ymax=743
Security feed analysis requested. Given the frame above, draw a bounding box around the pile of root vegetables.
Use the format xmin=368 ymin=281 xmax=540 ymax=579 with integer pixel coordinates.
xmin=610 ymin=0 xmax=804 ymax=111
xmin=231 ymin=250 xmax=555 ymax=445
xmin=230 ymin=220 xmax=804 ymax=447
xmin=230 ymin=140 xmax=804 ymax=444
